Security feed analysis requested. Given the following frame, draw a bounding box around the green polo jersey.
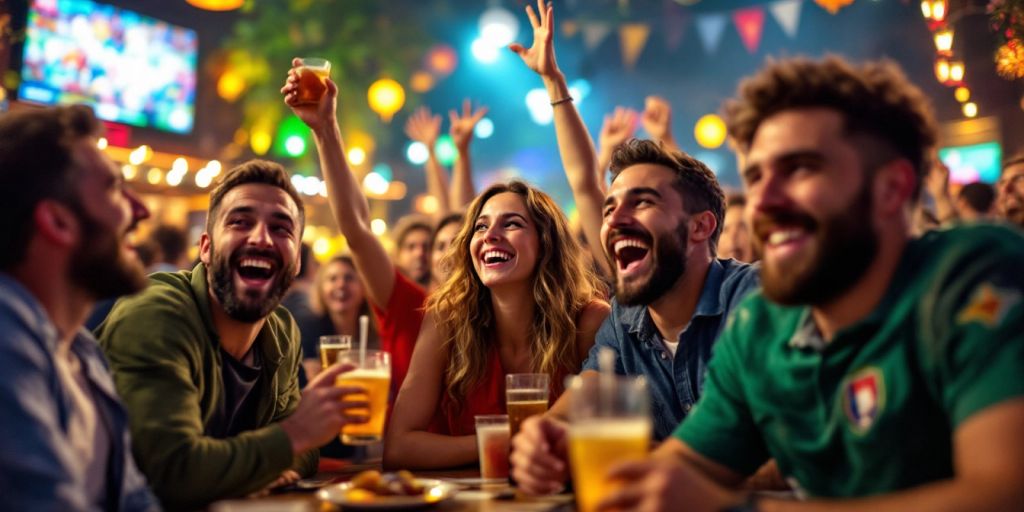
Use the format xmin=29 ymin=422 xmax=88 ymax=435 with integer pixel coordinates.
xmin=674 ymin=224 xmax=1024 ymax=497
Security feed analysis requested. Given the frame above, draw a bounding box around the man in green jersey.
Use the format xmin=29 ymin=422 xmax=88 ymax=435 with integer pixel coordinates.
xmin=592 ymin=57 xmax=1024 ymax=511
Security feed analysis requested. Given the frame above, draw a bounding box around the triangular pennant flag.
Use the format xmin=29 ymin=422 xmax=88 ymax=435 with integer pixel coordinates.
xmin=769 ymin=0 xmax=803 ymax=38
xmin=562 ymin=20 xmax=579 ymax=38
xmin=582 ymin=22 xmax=612 ymax=51
xmin=696 ymin=13 xmax=727 ymax=55
xmin=663 ymin=2 xmax=690 ymax=52
xmin=619 ymin=23 xmax=651 ymax=70
xmin=733 ymin=7 xmax=765 ymax=54
xmin=813 ymin=0 xmax=854 ymax=15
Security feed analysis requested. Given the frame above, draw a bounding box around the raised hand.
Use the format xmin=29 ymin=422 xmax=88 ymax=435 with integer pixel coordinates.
xmin=508 ymin=0 xmax=560 ymax=78
xmin=449 ymin=99 xmax=489 ymax=151
xmin=599 ymin=107 xmax=638 ymax=156
xmin=641 ymin=96 xmax=674 ymax=143
xmin=404 ymin=107 xmax=442 ymax=148
xmin=281 ymin=57 xmax=337 ymax=133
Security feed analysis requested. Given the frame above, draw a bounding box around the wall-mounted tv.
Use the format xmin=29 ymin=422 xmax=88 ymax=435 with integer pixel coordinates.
xmin=938 ymin=141 xmax=1002 ymax=185
xmin=18 ymin=0 xmax=198 ymax=134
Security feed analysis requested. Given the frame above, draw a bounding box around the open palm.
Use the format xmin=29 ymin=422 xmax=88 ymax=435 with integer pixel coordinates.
xmin=449 ymin=99 xmax=489 ymax=150
xmin=509 ymin=0 xmax=559 ymax=78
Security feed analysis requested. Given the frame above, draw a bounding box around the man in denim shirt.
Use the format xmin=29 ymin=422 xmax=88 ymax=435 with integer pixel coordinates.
xmin=0 ymin=106 xmax=158 ymax=510
xmin=511 ymin=140 xmax=758 ymax=494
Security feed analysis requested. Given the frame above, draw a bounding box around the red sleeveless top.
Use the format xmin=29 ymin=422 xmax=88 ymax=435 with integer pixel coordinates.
xmin=429 ymin=347 xmax=571 ymax=436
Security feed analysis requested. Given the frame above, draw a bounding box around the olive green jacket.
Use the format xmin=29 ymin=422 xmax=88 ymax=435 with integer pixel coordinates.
xmin=97 ymin=264 xmax=316 ymax=511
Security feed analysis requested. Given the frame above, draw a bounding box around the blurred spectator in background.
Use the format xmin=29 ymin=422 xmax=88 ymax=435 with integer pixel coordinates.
xmin=392 ymin=215 xmax=433 ymax=288
xmin=997 ymin=152 xmax=1024 ymax=229
xmin=955 ymin=182 xmax=996 ymax=221
xmin=147 ymin=225 xmax=189 ymax=273
xmin=719 ymin=193 xmax=756 ymax=262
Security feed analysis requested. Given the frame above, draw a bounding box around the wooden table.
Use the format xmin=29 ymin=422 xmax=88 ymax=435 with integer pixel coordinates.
xmin=210 ymin=460 xmax=575 ymax=511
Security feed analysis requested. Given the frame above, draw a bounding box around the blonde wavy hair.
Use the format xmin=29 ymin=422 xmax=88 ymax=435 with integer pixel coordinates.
xmin=426 ymin=180 xmax=606 ymax=413
xmin=310 ymin=254 xmax=378 ymax=345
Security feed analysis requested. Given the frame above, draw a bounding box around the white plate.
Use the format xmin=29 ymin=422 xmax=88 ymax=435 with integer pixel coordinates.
xmin=316 ymin=478 xmax=458 ymax=510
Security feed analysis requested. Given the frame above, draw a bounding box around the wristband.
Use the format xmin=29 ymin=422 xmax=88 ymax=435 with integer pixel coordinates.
xmin=550 ymin=97 xmax=573 ymax=106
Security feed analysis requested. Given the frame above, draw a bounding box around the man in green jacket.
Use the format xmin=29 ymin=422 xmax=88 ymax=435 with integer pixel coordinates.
xmin=98 ymin=160 xmax=367 ymax=510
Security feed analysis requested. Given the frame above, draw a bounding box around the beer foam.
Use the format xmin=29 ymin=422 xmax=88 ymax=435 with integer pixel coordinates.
xmin=341 ymin=368 xmax=390 ymax=380
xmin=477 ymin=424 xmax=510 ymax=436
xmin=570 ymin=419 xmax=651 ymax=438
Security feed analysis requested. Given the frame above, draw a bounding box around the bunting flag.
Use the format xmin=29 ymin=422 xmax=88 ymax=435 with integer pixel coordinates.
xmin=813 ymin=0 xmax=854 ymax=15
xmin=663 ymin=2 xmax=690 ymax=52
xmin=733 ymin=7 xmax=765 ymax=54
xmin=620 ymin=23 xmax=651 ymax=70
xmin=696 ymin=13 xmax=728 ymax=54
xmin=582 ymin=22 xmax=612 ymax=51
xmin=562 ymin=20 xmax=579 ymax=38
xmin=769 ymin=0 xmax=803 ymax=39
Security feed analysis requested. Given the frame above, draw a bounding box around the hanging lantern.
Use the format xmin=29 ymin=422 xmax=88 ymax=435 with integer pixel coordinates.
xmin=933 ymin=28 xmax=953 ymax=56
xmin=949 ymin=60 xmax=965 ymax=83
xmin=934 ymin=58 xmax=951 ymax=83
xmin=185 ymin=0 xmax=244 ymax=11
xmin=367 ymin=78 xmax=405 ymax=122
xmin=694 ymin=114 xmax=727 ymax=149
xmin=920 ymin=0 xmax=946 ymax=22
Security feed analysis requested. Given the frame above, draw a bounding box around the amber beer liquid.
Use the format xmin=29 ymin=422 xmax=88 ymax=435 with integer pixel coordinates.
xmin=336 ymin=367 xmax=390 ymax=444
xmin=318 ymin=345 xmax=345 ymax=369
xmin=295 ymin=58 xmax=330 ymax=105
xmin=569 ymin=419 xmax=651 ymax=512
xmin=506 ymin=389 xmax=548 ymax=437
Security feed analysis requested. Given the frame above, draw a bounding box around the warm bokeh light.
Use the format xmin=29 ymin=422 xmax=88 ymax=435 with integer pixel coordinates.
xmin=348 ymin=147 xmax=367 ymax=166
xmin=122 ymin=165 xmax=138 ymax=181
xmin=185 ymin=0 xmax=243 ymax=11
xmin=954 ymin=86 xmax=970 ymax=103
xmin=934 ymin=58 xmax=950 ymax=83
xmin=410 ymin=71 xmax=434 ymax=93
xmin=963 ymin=102 xmax=977 ymax=118
xmin=368 ymin=78 xmax=406 ymax=122
xmin=949 ymin=61 xmax=964 ymax=83
xmin=147 ymin=168 xmax=163 ymax=185
xmin=933 ymin=28 xmax=953 ymax=55
xmin=694 ymin=114 xmax=727 ymax=149
xmin=217 ymin=70 xmax=246 ymax=102
xmin=370 ymin=219 xmax=388 ymax=236
xmin=96 ymin=137 xmax=108 ymax=150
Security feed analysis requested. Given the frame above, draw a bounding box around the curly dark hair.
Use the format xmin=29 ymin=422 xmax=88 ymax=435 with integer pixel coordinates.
xmin=722 ymin=56 xmax=938 ymax=200
xmin=610 ymin=138 xmax=725 ymax=255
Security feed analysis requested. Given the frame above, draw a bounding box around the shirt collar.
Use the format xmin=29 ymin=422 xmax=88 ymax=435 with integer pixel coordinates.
xmin=189 ymin=262 xmax=287 ymax=366
xmin=788 ymin=308 xmax=827 ymax=351
xmin=0 ymin=272 xmax=59 ymax=351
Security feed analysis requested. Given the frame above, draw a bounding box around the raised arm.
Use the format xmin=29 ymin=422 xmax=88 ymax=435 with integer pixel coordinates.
xmin=509 ymin=0 xmax=609 ymax=276
xmin=281 ymin=59 xmax=395 ymax=310
xmin=449 ymin=99 xmax=488 ymax=209
xmin=596 ymin=107 xmax=638 ymax=194
xmin=405 ymin=107 xmax=451 ymax=218
xmin=641 ymin=96 xmax=681 ymax=154
xmin=383 ymin=314 xmax=478 ymax=469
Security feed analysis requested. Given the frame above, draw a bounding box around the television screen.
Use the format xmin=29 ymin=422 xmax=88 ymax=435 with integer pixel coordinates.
xmin=938 ymin=141 xmax=1002 ymax=185
xmin=18 ymin=0 xmax=198 ymax=134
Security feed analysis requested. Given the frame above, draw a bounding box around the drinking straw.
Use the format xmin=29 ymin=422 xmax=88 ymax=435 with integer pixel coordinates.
xmin=598 ymin=347 xmax=614 ymax=416
xmin=359 ymin=315 xmax=368 ymax=366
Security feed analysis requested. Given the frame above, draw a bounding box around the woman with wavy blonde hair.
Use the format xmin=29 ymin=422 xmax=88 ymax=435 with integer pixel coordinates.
xmin=384 ymin=180 xmax=610 ymax=469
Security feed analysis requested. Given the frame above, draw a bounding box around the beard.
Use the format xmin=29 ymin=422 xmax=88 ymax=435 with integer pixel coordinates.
xmin=207 ymin=241 xmax=296 ymax=323
xmin=611 ymin=221 xmax=688 ymax=306
xmin=68 ymin=203 xmax=148 ymax=301
xmin=754 ymin=181 xmax=878 ymax=306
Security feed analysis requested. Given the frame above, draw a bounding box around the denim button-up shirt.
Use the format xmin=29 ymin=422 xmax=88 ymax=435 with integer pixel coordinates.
xmin=583 ymin=259 xmax=760 ymax=440
xmin=0 ymin=273 xmax=159 ymax=511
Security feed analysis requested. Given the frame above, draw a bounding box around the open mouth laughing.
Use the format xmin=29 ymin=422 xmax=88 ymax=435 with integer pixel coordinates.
xmin=234 ymin=251 xmax=281 ymax=289
xmin=480 ymin=248 xmax=515 ymax=269
xmin=606 ymin=228 xmax=654 ymax=280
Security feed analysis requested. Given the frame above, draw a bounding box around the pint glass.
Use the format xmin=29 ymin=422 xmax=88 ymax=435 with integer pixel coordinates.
xmin=567 ymin=375 xmax=651 ymax=512
xmin=335 ymin=350 xmax=391 ymax=445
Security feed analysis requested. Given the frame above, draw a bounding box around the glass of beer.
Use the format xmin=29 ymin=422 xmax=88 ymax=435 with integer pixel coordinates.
xmin=506 ymin=373 xmax=549 ymax=438
xmin=567 ymin=375 xmax=651 ymax=512
xmin=335 ymin=350 xmax=390 ymax=445
xmin=475 ymin=414 xmax=511 ymax=482
xmin=318 ymin=335 xmax=351 ymax=369
xmin=296 ymin=57 xmax=331 ymax=105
